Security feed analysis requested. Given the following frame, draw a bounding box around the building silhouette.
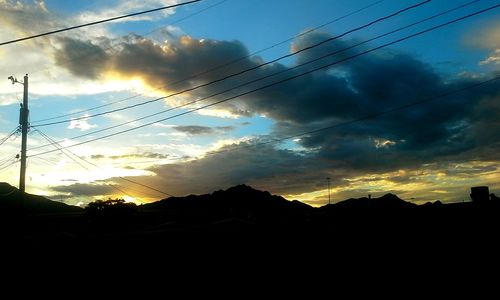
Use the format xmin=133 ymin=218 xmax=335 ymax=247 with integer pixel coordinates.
xmin=470 ymin=186 xmax=490 ymax=203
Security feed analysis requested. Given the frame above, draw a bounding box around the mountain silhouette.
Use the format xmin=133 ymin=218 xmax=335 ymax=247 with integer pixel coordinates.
xmin=329 ymin=193 xmax=416 ymax=210
xmin=0 ymin=183 xmax=497 ymax=249
xmin=0 ymin=182 xmax=82 ymax=214
xmin=143 ymin=184 xmax=312 ymax=225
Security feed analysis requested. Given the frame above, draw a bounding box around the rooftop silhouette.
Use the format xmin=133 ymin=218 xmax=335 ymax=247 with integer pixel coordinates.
xmin=1 ymin=182 xmax=499 ymax=248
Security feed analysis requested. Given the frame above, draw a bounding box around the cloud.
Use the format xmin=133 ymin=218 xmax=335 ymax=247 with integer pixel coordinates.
xmin=480 ymin=49 xmax=500 ymax=66
xmin=90 ymin=140 xmax=500 ymax=205
xmin=0 ymin=93 xmax=20 ymax=106
xmin=90 ymin=152 xmax=170 ymax=160
xmin=49 ymin=31 xmax=500 ymax=203
xmin=53 ymin=30 xmax=500 ymax=159
xmin=0 ymin=0 xmax=193 ymax=100
xmin=67 ymin=114 xmax=98 ymax=131
xmin=110 ymin=152 xmax=170 ymax=160
xmin=54 ymin=37 xmax=110 ymax=79
xmin=0 ymin=0 xmax=57 ymax=42
xmin=77 ymin=0 xmax=180 ymax=24
xmin=172 ymin=125 xmax=234 ymax=135
xmin=105 ymin=142 xmax=330 ymax=197
xmin=465 ymin=21 xmax=500 ymax=69
xmin=51 ymin=183 xmax=116 ymax=197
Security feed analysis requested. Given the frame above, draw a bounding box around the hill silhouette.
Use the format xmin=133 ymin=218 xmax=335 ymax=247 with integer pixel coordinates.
xmin=146 ymin=184 xmax=311 ymax=211
xmin=326 ymin=193 xmax=416 ymax=210
xmin=143 ymin=184 xmax=313 ymax=228
xmin=0 ymin=182 xmax=498 ymax=249
xmin=0 ymin=182 xmax=82 ymax=214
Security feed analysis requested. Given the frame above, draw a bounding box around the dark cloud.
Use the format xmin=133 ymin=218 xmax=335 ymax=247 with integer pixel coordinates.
xmin=101 ymin=141 xmax=368 ymax=197
xmin=55 ymin=37 xmax=110 ymax=78
xmin=53 ymin=31 xmax=500 ymax=200
xmin=174 ymin=125 xmax=213 ymax=135
xmin=51 ymin=183 xmax=115 ymax=197
xmin=0 ymin=1 xmax=57 ymax=43
xmin=94 ymin=139 xmax=499 ymax=204
xmin=173 ymin=125 xmax=234 ymax=135
xmin=91 ymin=152 xmax=170 ymax=160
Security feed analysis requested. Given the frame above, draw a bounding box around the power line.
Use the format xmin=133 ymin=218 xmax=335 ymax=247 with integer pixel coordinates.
xmin=0 ymin=0 xmax=203 ymax=46
xmin=33 ymin=0 xmax=430 ymax=127
xmin=0 ymin=126 xmax=20 ymax=146
xmin=29 ymin=4 xmax=499 ymax=156
xmin=202 ymin=76 xmax=500 ymax=157
xmin=0 ymin=157 xmax=17 ymax=170
xmin=32 ymin=0 xmax=385 ymax=123
xmin=32 ymin=127 xmax=140 ymax=201
xmin=32 ymin=126 xmax=174 ymax=198
xmin=29 ymin=156 xmax=60 ymax=167
xmin=28 ymin=1 xmax=492 ymax=153
xmin=0 ymin=156 xmax=14 ymax=168
xmin=27 ymin=75 xmax=500 ymax=201
xmin=33 ymin=128 xmax=89 ymax=170
xmin=32 ymin=0 xmax=229 ymax=79
xmin=0 ymin=159 xmax=18 ymax=173
xmin=116 ymin=177 xmax=174 ymax=198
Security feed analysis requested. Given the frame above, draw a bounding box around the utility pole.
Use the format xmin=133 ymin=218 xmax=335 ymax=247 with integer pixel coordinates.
xmin=19 ymin=74 xmax=29 ymax=194
xmin=327 ymin=177 xmax=331 ymax=205
xmin=9 ymin=74 xmax=29 ymax=194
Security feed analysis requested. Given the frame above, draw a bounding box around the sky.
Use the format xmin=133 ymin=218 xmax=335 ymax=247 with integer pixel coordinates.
xmin=0 ymin=0 xmax=499 ymax=207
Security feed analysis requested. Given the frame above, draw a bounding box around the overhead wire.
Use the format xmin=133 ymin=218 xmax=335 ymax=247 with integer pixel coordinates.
xmin=33 ymin=0 xmax=230 ymax=78
xmin=0 ymin=0 xmax=203 ymax=46
xmin=28 ymin=2 xmax=498 ymax=155
xmin=0 ymin=159 xmax=19 ymax=173
xmin=32 ymin=0 xmax=429 ymax=126
xmin=202 ymin=76 xmax=500 ymax=157
xmin=32 ymin=0 xmax=386 ymax=123
xmin=49 ymin=0 xmax=481 ymax=146
xmin=0 ymin=126 xmax=20 ymax=146
xmin=26 ymin=77 xmax=500 ymax=199
xmin=32 ymin=127 xmax=174 ymax=198
xmin=32 ymin=127 xmax=139 ymax=201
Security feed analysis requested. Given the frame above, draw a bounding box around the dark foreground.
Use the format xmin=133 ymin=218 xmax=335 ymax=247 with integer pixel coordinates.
xmin=1 ymin=184 xmax=499 ymax=252
xmin=3 ymin=200 xmax=500 ymax=250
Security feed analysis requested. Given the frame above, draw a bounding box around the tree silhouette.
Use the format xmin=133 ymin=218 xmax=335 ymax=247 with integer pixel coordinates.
xmin=85 ymin=198 xmax=137 ymax=216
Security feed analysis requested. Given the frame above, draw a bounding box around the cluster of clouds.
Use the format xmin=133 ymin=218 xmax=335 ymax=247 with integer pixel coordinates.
xmin=1 ymin=0 xmax=499 ymax=204
xmin=0 ymin=0 xmax=184 ymax=99
xmin=467 ymin=20 xmax=500 ymax=68
xmin=50 ymin=25 xmax=500 ymax=201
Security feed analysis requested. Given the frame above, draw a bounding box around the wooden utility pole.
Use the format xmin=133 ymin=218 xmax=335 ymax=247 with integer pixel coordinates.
xmin=19 ymin=74 xmax=29 ymax=193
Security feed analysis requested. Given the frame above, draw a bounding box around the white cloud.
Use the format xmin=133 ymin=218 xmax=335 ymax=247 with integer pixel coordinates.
xmin=67 ymin=114 xmax=98 ymax=131
xmin=152 ymin=122 xmax=175 ymax=128
xmin=466 ymin=21 xmax=500 ymax=69
xmin=0 ymin=93 xmax=21 ymax=106
xmin=0 ymin=0 xmax=187 ymax=101
xmin=77 ymin=0 xmax=180 ymax=24
xmin=374 ymin=138 xmax=396 ymax=149
xmin=480 ymin=49 xmax=500 ymax=66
